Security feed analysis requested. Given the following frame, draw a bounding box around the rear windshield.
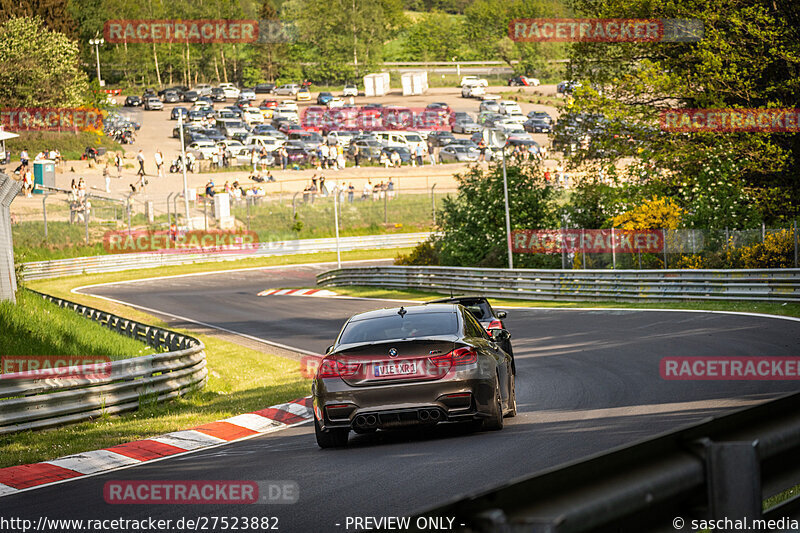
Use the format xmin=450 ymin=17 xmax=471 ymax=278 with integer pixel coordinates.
xmin=339 ymin=312 xmax=458 ymax=344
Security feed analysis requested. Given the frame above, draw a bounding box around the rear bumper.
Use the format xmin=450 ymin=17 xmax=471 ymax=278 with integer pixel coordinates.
xmin=314 ymin=375 xmax=495 ymax=431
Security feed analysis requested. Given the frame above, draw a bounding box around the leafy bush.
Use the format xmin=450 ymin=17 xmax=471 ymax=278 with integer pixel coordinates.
xmin=394 ymin=239 xmax=441 ymax=266
xmin=437 ymin=160 xmax=558 ymax=268
xmin=611 ymin=196 xmax=684 ymax=230
xmin=728 ymin=230 xmax=796 ymax=268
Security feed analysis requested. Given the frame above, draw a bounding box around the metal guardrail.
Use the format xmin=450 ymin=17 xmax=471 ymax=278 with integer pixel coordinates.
xmin=21 ymin=233 xmax=430 ymax=281
xmin=0 ymin=291 xmax=206 ymax=435
xmin=316 ymin=266 xmax=800 ymax=302
xmin=413 ymin=391 xmax=800 ymax=532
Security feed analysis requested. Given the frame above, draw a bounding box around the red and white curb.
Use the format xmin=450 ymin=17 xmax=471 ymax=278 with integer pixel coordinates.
xmin=0 ymin=397 xmax=313 ymax=498
xmin=257 ymin=288 xmax=338 ymax=297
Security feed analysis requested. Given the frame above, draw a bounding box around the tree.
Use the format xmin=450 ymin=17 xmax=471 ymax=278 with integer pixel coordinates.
xmin=564 ymin=0 xmax=800 ymax=224
xmin=0 ymin=16 xmax=89 ymax=107
xmin=437 ymin=159 xmax=559 ymax=267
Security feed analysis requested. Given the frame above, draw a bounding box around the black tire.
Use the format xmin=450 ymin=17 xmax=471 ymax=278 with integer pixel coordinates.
xmin=314 ymin=417 xmax=349 ymax=448
xmin=481 ymin=374 xmax=504 ymax=431
xmin=506 ymin=372 xmax=517 ymax=418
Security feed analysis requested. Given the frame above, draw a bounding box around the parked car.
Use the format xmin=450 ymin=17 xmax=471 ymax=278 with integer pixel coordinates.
xmin=439 ymin=144 xmax=479 ymax=163
xmin=462 ymin=83 xmax=485 ymax=98
xmin=311 ymin=304 xmax=515 ymax=448
xmin=210 ymin=88 xmax=226 ymax=102
xmin=289 ymin=131 xmax=324 ymax=151
xmin=342 ymin=83 xmax=358 ymax=97
xmin=527 ymin=111 xmax=554 ymax=124
xmin=171 ymin=107 xmax=188 ymax=120
xmin=348 ymin=139 xmax=382 ymax=161
xmin=255 ymin=83 xmax=276 ymax=94
xmin=508 ymin=75 xmax=540 ymax=86
xmin=240 ymin=106 xmax=264 ymax=125
xmin=274 ymin=84 xmax=300 ymax=96
xmin=498 ymin=100 xmax=523 ymax=116
xmin=460 ymin=75 xmax=488 ymax=87
xmin=187 ymin=140 xmax=218 ymax=159
xmin=479 ymin=99 xmax=501 ymax=113
xmin=240 ymin=88 xmax=257 ymax=101
xmin=327 ymin=97 xmax=345 ymax=108
xmin=172 ymin=124 xmax=204 ymax=139
xmin=428 ymin=131 xmax=457 ymax=147
xmin=219 ymin=83 xmax=240 ymax=99
xmin=296 ymin=87 xmax=311 ymax=101
xmin=162 ymin=90 xmax=181 ymax=103
xmin=182 ymin=90 xmax=199 ymax=102
xmin=124 ymin=95 xmax=142 ymax=107
xmin=453 ymin=116 xmax=480 ymax=134
xmin=260 ymin=99 xmax=279 ymax=109
xmin=144 ymin=97 xmax=163 ymax=111
xmin=316 ymin=92 xmax=334 ymax=105
xmin=217 ymin=119 xmax=250 ymax=138
xmin=523 ymin=118 xmax=552 ymax=133
xmin=327 ymin=130 xmax=356 ymax=146
xmin=192 ymin=84 xmax=214 ymax=96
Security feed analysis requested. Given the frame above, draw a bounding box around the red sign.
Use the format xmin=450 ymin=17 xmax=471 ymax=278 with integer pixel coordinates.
xmin=660 ymin=108 xmax=800 ymax=133
xmin=509 ymin=18 xmax=663 ymax=42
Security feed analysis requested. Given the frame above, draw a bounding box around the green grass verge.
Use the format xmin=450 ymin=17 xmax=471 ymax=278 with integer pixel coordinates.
xmin=0 ymin=327 xmax=310 ymax=468
xmin=1 ymin=251 xmax=410 ymax=467
xmin=325 ymin=286 xmax=800 ymax=319
xmin=0 ymin=289 xmax=154 ymax=361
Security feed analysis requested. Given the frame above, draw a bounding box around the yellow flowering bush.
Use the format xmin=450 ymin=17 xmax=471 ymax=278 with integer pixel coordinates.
xmin=728 ymin=230 xmax=795 ymax=268
xmin=610 ymin=196 xmax=684 ymax=230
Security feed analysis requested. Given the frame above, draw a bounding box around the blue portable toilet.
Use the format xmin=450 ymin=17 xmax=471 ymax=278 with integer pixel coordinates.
xmin=33 ymin=159 xmax=55 ymax=194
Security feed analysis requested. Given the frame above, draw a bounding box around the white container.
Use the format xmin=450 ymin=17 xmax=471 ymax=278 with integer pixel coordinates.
xmin=401 ymin=72 xmax=428 ymax=96
xmin=364 ymin=72 xmax=391 ymax=97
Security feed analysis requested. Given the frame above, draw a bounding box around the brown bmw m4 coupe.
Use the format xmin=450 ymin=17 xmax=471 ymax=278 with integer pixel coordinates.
xmin=312 ymin=303 xmax=516 ymax=448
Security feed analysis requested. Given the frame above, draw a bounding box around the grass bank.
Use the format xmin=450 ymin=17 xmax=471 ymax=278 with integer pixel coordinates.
xmin=0 ymin=289 xmax=153 ymax=361
xmin=6 ymin=131 xmax=122 ymax=162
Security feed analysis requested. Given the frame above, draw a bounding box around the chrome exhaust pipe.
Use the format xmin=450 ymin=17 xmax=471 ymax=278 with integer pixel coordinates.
xmin=354 ymin=415 xmax=367 ymax=427
xmin=429 ymin=409 xmax=441 ymax=421
xmin=418 ymin=410 xmax=430 ymax=421
xmin=365 ymin=415 xmax=377 ymax=426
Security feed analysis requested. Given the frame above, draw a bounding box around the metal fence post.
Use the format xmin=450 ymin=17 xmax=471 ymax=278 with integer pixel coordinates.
xmin=662 ymin=228 xmax=668 ymax=269
xmin=203 ymin=198 xmax=208 ymax=231
xmin=561 ymin=221 xmax=567 ymax=270
xmin=384 ymin=189 xmax=388 ymax=225
xmin=246 ymin=197 xmax=251 ymax=231
xmin=431 ymin=183 xmax=437 ymax=226
xmin=794 ymin=219 xmax=798 ymax=268
xmin=762 ymin=222 xmax=766 ymax=242
xmin=84 ymin=197 xmax=90 ymax=245
xmin=611 ymin=227 xmax=616 ymax=269
xmin=0 ymin=174 xmax=23 ymax=303
xmin=581 ymin=228 xmax=586 ymax=269
xmin=42 ymin=194 xmax=48 ymax=239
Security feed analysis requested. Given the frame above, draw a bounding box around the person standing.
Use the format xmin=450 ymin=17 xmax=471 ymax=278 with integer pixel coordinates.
xmin=428 ymin=139 xmax=436 ymax=165
xmin=354 ymin=145 xmax=361 ymax=168
xmin=337 ymin=143 xmax=345 ymax=170
xmin=20 ymin=148 xmax=28 ymax=167
xmin=387 ymin=177 xmax=395 ymax=200
xmin=415 ymin=143 xmax=424 ymax=167
xmin=136 ymin=150 xmax=145 ymax=177
xmin=280 ymin=145 xmax=288 ymax=170
xmin=154 ymin=150 xmax=164 ymax=178
xmin=251 ymin=147 xmax=259 ymax=173
xmin=103 ymin=162 xmax=111 ymax=192
xmin=347 ymin=182 xmax=354 ymax=203
xmin=478 ymin=139 xmax=487 ymax=162
xmin=115 ymin=152 xmax=122 ymax=175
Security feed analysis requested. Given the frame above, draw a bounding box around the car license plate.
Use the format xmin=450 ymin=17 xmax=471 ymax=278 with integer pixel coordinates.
xmin=374 ymin=361 xmax=417 ymax=377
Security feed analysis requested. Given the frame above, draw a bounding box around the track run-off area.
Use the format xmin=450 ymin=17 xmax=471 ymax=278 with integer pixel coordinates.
xmin=3 ymin=260 xmax=799 ymax=532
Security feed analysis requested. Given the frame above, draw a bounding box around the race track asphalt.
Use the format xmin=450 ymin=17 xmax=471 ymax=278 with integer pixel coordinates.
xmin=3 ymin=260 xmax=799 ymax=532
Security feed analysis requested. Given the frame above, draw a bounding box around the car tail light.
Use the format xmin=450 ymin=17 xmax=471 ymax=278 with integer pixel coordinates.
xmin=315 ymin=357 xmax=362 ymax=379
xmin=428 ymin=347 xmax=478 ymax=369
xmin=488 ymin=319 xmax=503 ymax=330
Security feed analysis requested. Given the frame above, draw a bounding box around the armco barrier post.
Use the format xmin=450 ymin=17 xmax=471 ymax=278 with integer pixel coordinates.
xmin=794 ymin=220 xmax=798 ymax=268
xmin=0 ymin=173 xmax=23 ymax=303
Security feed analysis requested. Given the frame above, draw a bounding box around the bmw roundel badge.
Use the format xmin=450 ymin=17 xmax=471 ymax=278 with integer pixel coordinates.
xmin=388 ymin=348 xmax=398 ymax=357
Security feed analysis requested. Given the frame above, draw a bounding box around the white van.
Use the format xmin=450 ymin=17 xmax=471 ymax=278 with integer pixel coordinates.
xmin=374 ymin=131 xmax=426 ymax=153
xmin=243 ymin=135 xmax=285 ymax=151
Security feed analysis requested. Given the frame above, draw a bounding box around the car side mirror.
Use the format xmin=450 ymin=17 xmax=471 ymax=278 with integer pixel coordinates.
xmin=496 ymin=311 xmax=507 ymax=319
xmin=325 ymin=345 xmax=334 ymax=355
xmin=487 ymin=329 xmax=510 ymax=341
